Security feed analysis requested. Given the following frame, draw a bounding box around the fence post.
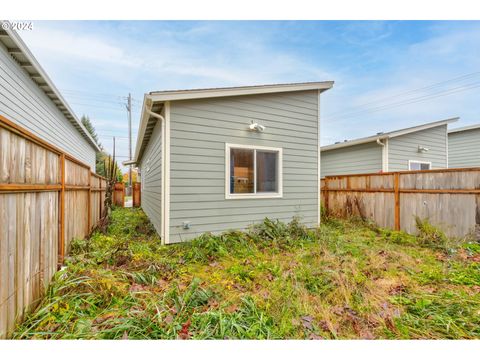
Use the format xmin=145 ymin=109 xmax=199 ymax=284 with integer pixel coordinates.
xmin=394 ymin=172 xmax=400 ymax=231
xmin=58 ymin=153 xmax=65 ymax=266
xmin=324 ymin=177 xmax=329 ymax=216
xmin=87 ymin=172 xmax=91 ymax=234
xmin=99 ymin=178 xmax=102 ymax=220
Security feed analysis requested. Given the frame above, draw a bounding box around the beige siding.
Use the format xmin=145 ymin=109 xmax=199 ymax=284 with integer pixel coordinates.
xmin=388 ymin=125 xmax=448 ymax=171
xmin=448 ymin=128 xmax=480 ymax=168
xmin=138 ymin=119 xmax=162 ymax=237
xmin=0 ymin=42 xmax=96 ymax=168
xmin=321 ymin=142 xmax=383 ymax=177
xmin=168 ymin=90 xmax=319 ymax=243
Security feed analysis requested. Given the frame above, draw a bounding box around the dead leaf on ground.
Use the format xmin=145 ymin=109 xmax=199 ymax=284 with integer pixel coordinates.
xmin=468 ymin=254 xmax=480 ymax=262
xmin=309 ymin=333 xmax=323 ymax=340
xmin=436 ymin=253 xmax=447 ymax=262
xmin=129 ymin=284 xmax=148 ymax=292
xmin=225 ymin=304 xmax=239 ymax=314
xmin=122 ymin=331 xmax=128 ymax=340
xmin=178 ymin=319 xmax=191 ymax=340
xmin=301 ymin=316 xmax=314 ymax=330
xmin=208 ymin=298 xmax=219 ymax=309
xmin=93 ymin=313 xmax=116 ymax=325
xmin=389 ymin=284 xmax=407 ymax=295
xmin=164 ymin=314 xmax=174 ymax=324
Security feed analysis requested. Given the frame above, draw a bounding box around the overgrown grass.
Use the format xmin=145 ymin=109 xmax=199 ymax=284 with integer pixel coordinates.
xmin=13 ymin=208 xmax=480 ymax=339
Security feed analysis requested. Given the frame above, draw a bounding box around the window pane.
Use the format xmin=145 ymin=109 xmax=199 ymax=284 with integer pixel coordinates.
xmin=256 ymin=151 xmax=278 ymax=192
xmin=409 ymin=162 xmax=421 ymax=170
xmin=410 ymin=162 xmax=430 ymax=171
xmin=230 ymin=148 xmax=254 ymax=193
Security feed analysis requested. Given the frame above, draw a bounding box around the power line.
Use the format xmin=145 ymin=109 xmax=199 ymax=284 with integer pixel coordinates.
xmin=327 ymin=80 xmax=480 ymax=122
xmin=325 ymin=71 xmax=480 ymax=120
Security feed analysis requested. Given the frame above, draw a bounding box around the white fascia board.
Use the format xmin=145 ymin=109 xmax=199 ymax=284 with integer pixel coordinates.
xmin=448 ymin=123 xmax=480 ymax=134
xmin=148 ymin=81 xmax=334 ymax=102
xmin=387 ymin=117 xmax=459 ymax=138
xmin=321 ymin=135 xmax=389 ymax=151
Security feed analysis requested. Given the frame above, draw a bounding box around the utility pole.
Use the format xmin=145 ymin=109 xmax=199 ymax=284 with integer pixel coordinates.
xmin=126 ymin=93 xmax=132 ymax=195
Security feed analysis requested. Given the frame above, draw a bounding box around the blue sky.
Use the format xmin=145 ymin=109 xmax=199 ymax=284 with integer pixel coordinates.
xmin=20 ymin=21 xmax=480 ymax=169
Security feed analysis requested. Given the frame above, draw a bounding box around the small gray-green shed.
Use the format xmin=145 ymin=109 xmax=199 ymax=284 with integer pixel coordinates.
xmin=321 ymin=117 xmax=458 ymax=177
xmin=448 ymin=124 xmax=480 ymax=168
xmin=131 ymin=81 xmax=334 ymax=244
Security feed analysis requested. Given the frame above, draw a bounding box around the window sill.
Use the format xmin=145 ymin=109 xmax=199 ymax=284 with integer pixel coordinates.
xmin=225 ymin=192 xmax=283 ymax=200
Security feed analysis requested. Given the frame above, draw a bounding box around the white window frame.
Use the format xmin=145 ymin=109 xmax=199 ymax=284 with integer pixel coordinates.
xmin=408 ymin=160 xmax=432 ymax=171
xmin=225 ymin=143 xmax=283 ymax=200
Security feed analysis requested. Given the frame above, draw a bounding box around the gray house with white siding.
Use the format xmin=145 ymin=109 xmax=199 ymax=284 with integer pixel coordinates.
xmin=321 ymin=117 xmax=458 ymax=177
xmin=131 ymin=82 xmax=333 ymax=244
xmin=0 ymin=23 xmax=100 ymax=168
xmin=448 ymin=124 xmax=480 ymax=168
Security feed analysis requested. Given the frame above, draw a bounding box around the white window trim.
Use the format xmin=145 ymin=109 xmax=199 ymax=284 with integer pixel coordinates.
xmin=225 ymin=143 xmax=283 ymax=200
xmin=408 ymin=160 xmax=432 ymax=170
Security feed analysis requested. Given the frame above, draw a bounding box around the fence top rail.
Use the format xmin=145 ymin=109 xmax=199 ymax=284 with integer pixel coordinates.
xmin=91 ymin=172 xmax=107 ymax=181
xmin=322 ymin=166 xmax=480 ymax=180
xmin=64 ymin=154 xmax=91 ymax=170
xmin=0 ymin=115 xmax=99 ymax=174
xmin=0 ymin=114 xmax=63 ymax=156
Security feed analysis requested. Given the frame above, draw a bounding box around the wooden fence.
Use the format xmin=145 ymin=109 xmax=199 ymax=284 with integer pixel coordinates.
xmin=321 ymin=168 xmax=480 ymax=239
xmin=0 ymin=115 xmax=106 ymax=338
xmin=114 ymin=182 xmax=125 ymax=207
xmin=132 ymin=182 xmax=141 ymax=207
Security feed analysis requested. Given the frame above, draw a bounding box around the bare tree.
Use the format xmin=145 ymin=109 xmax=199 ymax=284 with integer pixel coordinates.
xmin=98 ymin=148 xmax=119 ymax=232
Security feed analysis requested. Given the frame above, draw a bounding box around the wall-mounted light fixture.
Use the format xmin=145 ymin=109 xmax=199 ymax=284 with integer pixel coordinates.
xmin=248 ymin=120 xmax=265 ymax=132
xmin=418 ymin=145 xmax=430 ymax=153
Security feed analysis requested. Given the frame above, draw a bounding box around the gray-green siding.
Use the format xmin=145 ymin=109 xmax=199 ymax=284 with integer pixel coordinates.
xmin=0 ymin=42 xmax=96 ymax=168
xmin=138 ymin=119 xmax=162 ymax=237
xmin=448 ymin=128 xmax=480 ymax=168
xmin=388 ymin=125 xmax=448 ymax=171
xmin=168 ymin=90 xmax=319 ymax=243
xmin=321 ymin=142 xmax=382 ymax=177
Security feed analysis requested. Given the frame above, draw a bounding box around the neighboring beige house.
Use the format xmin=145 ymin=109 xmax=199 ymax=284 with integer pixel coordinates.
xmin=321 ymin=117 xmax=458 ymax=177
xmin=448 ymin=124 xmax=480 ymax=168
xmin=0 ymin=22 xmax=100 ymax=167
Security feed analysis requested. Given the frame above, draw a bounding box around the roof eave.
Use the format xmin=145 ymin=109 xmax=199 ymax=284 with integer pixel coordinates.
xmin=321 ymin=135 xmax=389 ymax=151
xmin=1 ymin=21 xmax=101 ymax=152
xmin=148 ymin=81 xmax=334 ymax=102
xmin=448 ymin=123 xmax=480 ymax=134
xmin=321 ymin=116 xmax=459 ymax=152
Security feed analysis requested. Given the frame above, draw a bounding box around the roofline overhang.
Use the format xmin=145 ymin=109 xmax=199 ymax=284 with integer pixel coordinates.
xmin=448 ymin=123 xmax=480 ymax=134
xmin=0 ymin=21 xmax=101 ymax=152
xmin=148 ymin=81 xmax=334 ymax=102
xmin=133 ymin=81 xmax=334 ymax=164
xmin=321 ymin=117 xmax=459 ymax=152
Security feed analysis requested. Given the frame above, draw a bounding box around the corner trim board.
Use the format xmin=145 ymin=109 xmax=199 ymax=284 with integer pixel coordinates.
xmin=163 ymin=101 xmax=171 ymax=244
xmin=317 ymin=90 xmax=321 ymax=225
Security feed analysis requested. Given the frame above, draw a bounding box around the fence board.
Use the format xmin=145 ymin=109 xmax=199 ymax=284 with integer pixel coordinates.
xmin=322 ymin=168 xmax=480 ymax=239
xmin=0 ymin=116 xmax=106 ymax=338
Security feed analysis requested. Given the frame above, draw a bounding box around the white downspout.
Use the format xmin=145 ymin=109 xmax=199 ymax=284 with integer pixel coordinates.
xmin=147 ymin=110 xmax=165 ymax=122
xmin=377 ymin=138 xmax=388 ymax=172
xmin=147 ymin=108 xmax=167 ymax=245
